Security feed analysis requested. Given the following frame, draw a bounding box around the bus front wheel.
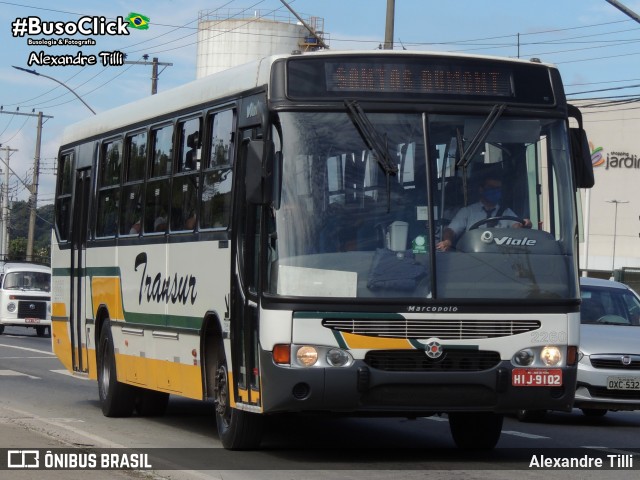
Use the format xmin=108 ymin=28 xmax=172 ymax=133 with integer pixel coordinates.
xmin=212 ymin=341 xmax=263 ymax=450
xmin=448 ymin=412 xmax=503 ymax=449
xmin=97 ymin=320 xmax=136 ymax=417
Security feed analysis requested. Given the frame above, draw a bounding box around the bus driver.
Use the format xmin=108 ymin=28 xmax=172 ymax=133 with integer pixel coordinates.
xmin=436 ymin=174 xmax=531 ymax=252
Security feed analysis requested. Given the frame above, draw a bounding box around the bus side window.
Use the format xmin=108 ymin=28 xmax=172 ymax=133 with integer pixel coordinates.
xmin=171 ymin=117 xmax=201 ymax=231
xmin=96 ymin=139 xmax=122 ymax=238
xmin=201 ymin=109 xmax=234 ymax=229
xmin=145 ymin=124 xmax=173 ymax=234
xmin=120 ymin=131 xmax=147 ymax=236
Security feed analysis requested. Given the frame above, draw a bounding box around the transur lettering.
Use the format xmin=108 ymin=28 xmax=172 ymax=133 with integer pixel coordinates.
xmin=135 ymin=252 xmax=197 ymax=305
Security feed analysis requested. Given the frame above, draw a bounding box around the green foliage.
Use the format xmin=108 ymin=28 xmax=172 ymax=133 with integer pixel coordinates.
xmin=6 ymin=201 xmax=53 ymax=264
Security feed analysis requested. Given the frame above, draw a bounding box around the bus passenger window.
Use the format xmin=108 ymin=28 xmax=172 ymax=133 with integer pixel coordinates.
xmin=171 ymin=175 xmax=199 ymax=231
xmin=145 ymin=179 xmax=170 ymax=234
xmin=177 ymin=117 xmax=201 ymax=172
xmin=150 ymin=125 xmax=173 ymax=177
xmin=96 ymin=139 xmax=122 ymax=238
xmin=200 ymin=109 xmax=234 ymax=229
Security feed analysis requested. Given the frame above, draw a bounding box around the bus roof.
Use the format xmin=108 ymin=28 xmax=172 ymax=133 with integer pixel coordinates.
xmin=59 ymin=50 xmax=556 ymax=148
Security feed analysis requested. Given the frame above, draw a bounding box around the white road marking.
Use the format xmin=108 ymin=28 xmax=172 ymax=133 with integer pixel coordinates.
xmin=1 ymin=356 xmax=55 ymax=359
xmin=422 ymin=416 xmax=448 ymax=421
xmin=502 ymin=430 xmax=549 ymax=439
xmin=50 ymin=369 xmax=90 ymax=380
xmin=0 ymin=369 xmax=40 ymax=379
xmin=583 ymin=446 xmax=640 ymax=456
xmin=0 ymin=343 xmax=55 ymax=355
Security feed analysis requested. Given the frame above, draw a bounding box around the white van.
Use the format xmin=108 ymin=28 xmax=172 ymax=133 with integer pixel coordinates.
xmin=0 ymin=262 xmax=51 ymax=336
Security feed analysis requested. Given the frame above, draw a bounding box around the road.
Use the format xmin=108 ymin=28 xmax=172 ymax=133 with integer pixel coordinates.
xmin=0 ymin=326 xmax=638 ymax=480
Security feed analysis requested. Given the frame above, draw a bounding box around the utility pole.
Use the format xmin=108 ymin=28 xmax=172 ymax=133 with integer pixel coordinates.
xmin=124 ymin=56 xmax=173 ymax=94
xmin=0 ymin=146 xmax=17 ymax=261
xmin=383 ymin=0 xmax=395 ymax=50
xmin=0 ymin=110 xmax=53 ymax=262
xmin=279 ymin=0 xmax=329 ymax=50
xmin=26 ymin=111 xmax=43 ymax=262
xmin=605 ymin=0 xmax=640 ymax=24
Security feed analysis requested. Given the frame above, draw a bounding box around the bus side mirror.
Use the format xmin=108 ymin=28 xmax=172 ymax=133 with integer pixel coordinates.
xmin=245 ymin=139 xmax=277 ymax=205
xmin=570 ymin=127 xmax=594 ymax=189
xmin=567 ymin=104 xmax=594 ymax=189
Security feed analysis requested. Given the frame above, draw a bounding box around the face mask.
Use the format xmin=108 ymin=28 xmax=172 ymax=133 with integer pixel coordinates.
xmin=483 ymin=187 xmax=502 ymax=205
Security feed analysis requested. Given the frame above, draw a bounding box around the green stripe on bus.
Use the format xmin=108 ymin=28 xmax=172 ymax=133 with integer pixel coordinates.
xmin=293 ymin=311 xmax=404 ymax=319
xmin=125 ymin=312 xmax=202 ymax=330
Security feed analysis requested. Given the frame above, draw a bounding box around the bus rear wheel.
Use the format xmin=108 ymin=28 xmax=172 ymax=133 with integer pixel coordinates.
xmin=448 ymin=412 xmax=503 ymax=449
xmin=212 ymin=341 xmax=263 ymax=450
xmin=97 ymin=320 xmax=135 ymax=417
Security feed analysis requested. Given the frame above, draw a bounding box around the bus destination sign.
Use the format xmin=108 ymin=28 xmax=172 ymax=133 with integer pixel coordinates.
xmin=325 ymin=61 xmax=514 ymax=97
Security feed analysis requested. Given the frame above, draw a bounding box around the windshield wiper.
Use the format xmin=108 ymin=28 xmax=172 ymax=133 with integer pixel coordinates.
xmin=456 ymin=103 xmax=506 ymax=168
xmin=344 ymin=100 xmax=398 ymax=176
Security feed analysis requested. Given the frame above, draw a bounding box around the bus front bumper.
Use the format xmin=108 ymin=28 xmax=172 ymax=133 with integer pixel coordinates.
xmin=259 ymin=350 xmax=576 ymax=415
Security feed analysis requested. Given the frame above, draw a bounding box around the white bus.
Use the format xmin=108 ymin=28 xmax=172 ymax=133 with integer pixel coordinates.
xmin=52 ymin=50 xmax=594 ymax=449
xmin=0 ymin=262 xmax=51 ymax=336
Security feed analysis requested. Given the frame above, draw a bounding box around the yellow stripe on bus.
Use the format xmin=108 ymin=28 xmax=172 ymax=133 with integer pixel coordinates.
xmin=114 ymin=352 xmax=203 ymax=399
xmin=52 ymin=302 xmax=67 ymax=318
xmin=341 ymin=332 xmax=413 ymax=350
xmin=91 ymin=277 xmax=125 ymax=321
xmin=52 ymin=319 xmax=73 ymax=372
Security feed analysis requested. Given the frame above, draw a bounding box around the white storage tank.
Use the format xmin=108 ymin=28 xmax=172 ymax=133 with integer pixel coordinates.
xmin=197 ymin=9 xmax=327 ymax=78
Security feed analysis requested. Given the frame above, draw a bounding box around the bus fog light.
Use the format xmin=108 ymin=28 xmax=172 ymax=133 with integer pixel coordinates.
xmin=326 ymin=348 xmax=351 ymax=367
xmin=541 ymin=346 xmax=562 ymax=366
xmin=7 ymin=302 xmax=16 ymax=313
xmin=513 ymin=349 xmax=534 ymax=366
xmin=296 ymin=346 xmax=318 ymax=367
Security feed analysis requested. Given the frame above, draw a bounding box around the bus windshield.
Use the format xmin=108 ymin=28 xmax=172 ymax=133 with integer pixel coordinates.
xmin=269 ymin=110 xmax=578 ymax=301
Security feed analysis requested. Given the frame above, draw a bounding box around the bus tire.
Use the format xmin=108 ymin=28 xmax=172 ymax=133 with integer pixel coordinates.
xmin=135 ymin=389 xmax=170 ymax=417
xmin=212 ymin=340 xmax=263 ymax=450
xmin=97 ymin=321 xmax=135 ymax=417
xmin=448 ymin=412 xmax=503 ymax=449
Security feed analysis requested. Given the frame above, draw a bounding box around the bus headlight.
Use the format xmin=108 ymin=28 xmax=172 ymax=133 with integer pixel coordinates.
xmin=326 ymin=348 xmax=351 ymax=367
xmin=296 ymin=346 xmax=318 ymax=367
xmin=7 ymin=302 xmax=16 ymax=313
xmin=513 ymin=348 xmax=534 ymax=366
xmin=541 ymin=346 xmax=562 ymax=366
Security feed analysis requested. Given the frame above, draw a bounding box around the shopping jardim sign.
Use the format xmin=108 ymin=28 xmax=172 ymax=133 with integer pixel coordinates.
xmin=591 ymin=145 xmax=640 ymax=170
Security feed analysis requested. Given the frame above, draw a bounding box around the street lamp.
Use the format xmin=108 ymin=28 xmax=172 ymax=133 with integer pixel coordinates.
xmin=12 ymin=65 xmax=96 ymax=115
xmin=606 ymin=199 xmax=629 ymax=276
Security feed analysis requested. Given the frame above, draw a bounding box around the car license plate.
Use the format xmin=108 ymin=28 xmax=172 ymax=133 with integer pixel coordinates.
xmin=25 ymin=318 xmax=40 ymax=324
xmin=512 ymin=368 xmax=562 ymax=386
xmin=607 ymin=376 xmax=640 ymax=390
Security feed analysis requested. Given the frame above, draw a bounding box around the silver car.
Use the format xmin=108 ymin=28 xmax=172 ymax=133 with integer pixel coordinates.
xmin=574 ymin=276 xmax=640 ymax=416
xmin=518 ymin=277 xmax=640 ymax=421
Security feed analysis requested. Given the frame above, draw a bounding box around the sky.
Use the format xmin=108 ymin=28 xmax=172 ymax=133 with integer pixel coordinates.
xmin=0 ymin=0 xmax=639 ymax=207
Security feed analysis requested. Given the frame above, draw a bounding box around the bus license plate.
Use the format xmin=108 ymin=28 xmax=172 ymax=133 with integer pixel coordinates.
xmin=25 ymin=318 xmax=40 ymax=324
xmin=607 ymin=376 xmax=640 ymax=390
xmin=512 ymin=368 xmax=562 ymax=386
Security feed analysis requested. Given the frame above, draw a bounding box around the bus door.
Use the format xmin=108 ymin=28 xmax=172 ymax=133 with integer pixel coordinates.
xmin=229 ymin=130 xmax=262 ymax=408
xmin=69 ymin=167 xmax=91 ymax=372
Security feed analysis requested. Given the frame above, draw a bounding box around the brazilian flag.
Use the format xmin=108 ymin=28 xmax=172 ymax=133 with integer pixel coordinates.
xmin=127 ymin=12 xmax=150 ymax=30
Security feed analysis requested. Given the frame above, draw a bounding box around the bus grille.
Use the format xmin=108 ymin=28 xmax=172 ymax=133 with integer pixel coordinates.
xmin=590 ymin=355 xmax=640 ymax=370
xmin=17 ymin=301 xmax=47 ymax=319
xmin=364 ymin=349 xmax=501 ymax=372
xmin=322 ymin=318 xmax=540 ymax=339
